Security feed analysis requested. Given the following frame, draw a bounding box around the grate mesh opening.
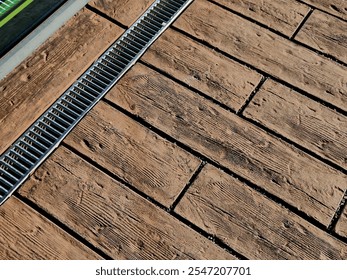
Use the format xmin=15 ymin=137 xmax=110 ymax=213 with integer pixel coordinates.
xmin=0 ymin=0 xmax=193 ymax=204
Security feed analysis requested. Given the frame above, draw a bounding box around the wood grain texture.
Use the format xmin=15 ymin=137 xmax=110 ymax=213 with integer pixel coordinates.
xmin=175 ymin=164 xmax=347 ymax=259
xmin=243 ymin=79 xmax=347 ymax=170
xmin=173 ymin=0 xmax=347 ymax=112
xmin=0 ymin=9 xmax=123 ymax=154
xmin=300 ymin=0 xmax=347 ymax=20
xmin=212 ymin=0 xmax=310 ymax=37
xmin=142 ymin=29 xmax=262 ymax=112
xmin=19 ymin=147 xmax=234 ymax=260
xmin=0 ymin=197 xmax=100 ymax=259
xmin=89 ymin=0 xmax=154 ymax=26
xmin=64 ymin=101 xmax=201 ymax=207
xmin=336 ymin=207 xmax=347 ymax=238
xmin=105 ymin=63 xmax=346 ymax=226
xmin=296 ymin=10 xmax=347 ymax=64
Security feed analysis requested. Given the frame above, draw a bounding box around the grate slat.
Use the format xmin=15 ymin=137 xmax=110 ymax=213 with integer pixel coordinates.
xmin=126 ymin=32 xmax=148 ymax=46
xmin=118 ymin=42 xmax=138 ymax=56
xmin=131 ymin=27 xmax=153 ymax=41
xmin=38 ymin=121 xmax=62 ymax=137
xmin=28 ymin=130 xmax=52 ymax=148
xmin=142 ymin=17 xmax=162 ymax=30
xmin=89 ymin=69 xmax=113 ymax=84
xmin=101 ymin=57 xmax=124 ymax=73
xmin=9 ymin=152 xmax=31 ymax=170
xmin=58 ymin=102 xmax=81 ymax=117
xmin=65 ymin=94 xmax=89 ymax=110
xmin=111 ymin=47 xmax=134 ymax=61
xmin=0 ymin=161 xmax=22 ymax=180
xmin=55 ymin=104 xmax=79 ymax=120
xmin=122 ymin=38 xmax=143 ymax=52
xmin=129 ymin=29 xmax=151 ymax=44
xmin=0 ymin=167 xmax=18 ymax=183
xmin=0 ymin=172 xmax=18 ymax=185
xmin=164 ymin=0 xmax=180 ymax=5
xmin=137 ymin=21 xmax=158 ymax=35
xmin=14 ymin=145 xmax=37 ymax=163
xmin=51 ymin=108 xmax=75 ymax=125
xmin=157 ymin=2 xmax=176 ymax=14
xmin=105 ymin=53 xmax=128 ymax=67
xmin=0 ymin=0 xmax=193 ymax=205
xmin=154 ymin=6 xmax=173 ymax=18
xmin=7 ymin=154 xmax=29 ymax=172
xmin=81 ymin=77 xmax=105 ymax=92
xmin=151 ymin=9 xmax=170 ymax=21
xmin=80 ymin=78 xmax=103 ymax=94
xmin=96 ymin=62 xmax=120 ymax=77
xmin=76 ymin=82 xmax=99 ymax=98
xmin=37 ymin=121 xmax=62 ymax=138
xmin=21 ymin=138 xmax=45 ymax=157
xmin=71 ymin=88 xmax=96 ymax=103
xmin=86 ymin=72 xmax=110 ymax=88
xmin=42 ymin=117 xmax=66 ymax=133
xmin=25 ymin=134 xmax=48 ymax=152
xmin=133 ymin=25 xmax=155 ymax=39
xmin=0 ymin=183 xmax=9 ymax=194
xmin=3 ymin=156 xmax=26 ymax=175
xmin=0 ymin=176 xmax=13 ymax=190
xmin=48 ymin=118 xmax=70 ymax=132
xmin=146 ymin=13 xmax=165 ymax=26
xmin=84 ymin=76 xmax=107 ymax=91
xmin=92 ymin=65 xmax=115 ymax=82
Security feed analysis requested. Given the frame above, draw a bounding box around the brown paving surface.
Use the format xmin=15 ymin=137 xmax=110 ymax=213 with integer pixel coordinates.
xmin=300 ymin=0 xmax=347 ymax=20
xmin=0 ymin=0 xmax=346 ymax=259
xmin=336 ymin=206 xmax=347 ymax=237
xmin=0 ymin=197 xmax=101 ymax=259
xmin=296 ymin=10 xmax=347 ymax=63
xmin=0 ymin=9 xmax=123 ymax=154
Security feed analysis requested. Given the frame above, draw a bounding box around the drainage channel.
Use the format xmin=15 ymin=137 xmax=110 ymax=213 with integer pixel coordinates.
xmin=0 ymin=0 xmax=193 ymax=205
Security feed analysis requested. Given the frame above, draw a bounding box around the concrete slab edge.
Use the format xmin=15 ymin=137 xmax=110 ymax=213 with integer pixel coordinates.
xmin=0 ymin=0 xmax=90 ymax=81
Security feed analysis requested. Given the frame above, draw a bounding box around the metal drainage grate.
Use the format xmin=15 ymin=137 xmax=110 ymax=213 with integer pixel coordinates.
xmin=0 ymin=0 xmax=193 ymax=205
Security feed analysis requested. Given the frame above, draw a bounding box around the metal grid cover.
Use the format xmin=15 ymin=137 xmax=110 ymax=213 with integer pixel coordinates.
xmin=0 ymin=0 xmax=193 ymax=205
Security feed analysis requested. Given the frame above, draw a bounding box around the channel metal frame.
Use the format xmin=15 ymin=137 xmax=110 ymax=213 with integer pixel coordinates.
xmin=0 ymin=0 xmax=193 ymax=205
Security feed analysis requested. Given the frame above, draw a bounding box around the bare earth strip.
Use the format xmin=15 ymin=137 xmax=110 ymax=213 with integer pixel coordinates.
xmin=105 ymin=63 xmax=346 ymax=227
xmin=19 ymin=147 xmax=235 ymax=260
xmin=0 ymin=197 xmax=101 ymax=259
xmin=0 ymin=9 xmax=123 ymax=154
xmin=175 ymin=164 xmax=347 ymax=259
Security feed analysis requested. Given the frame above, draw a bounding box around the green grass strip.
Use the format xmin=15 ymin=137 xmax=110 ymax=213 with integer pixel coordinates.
xmin=0 ymin=0 xmax=33 ymax=28
xmin=0 ymin=0 xmax=23 ymax=16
